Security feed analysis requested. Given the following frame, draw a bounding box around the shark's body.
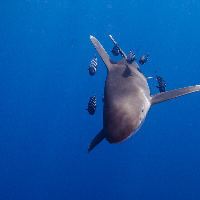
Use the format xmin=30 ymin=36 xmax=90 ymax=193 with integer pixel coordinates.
xmin=88 ymin=35 xmax=200 ymax=152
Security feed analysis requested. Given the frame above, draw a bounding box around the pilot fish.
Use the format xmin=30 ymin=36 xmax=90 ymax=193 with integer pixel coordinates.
xmin=156 ymin=72 xmax=166 ymax=93
xmin=86 ymin=94 xmax=97 ymax=115
xmin=88 ymin=55 xmax=98 ymax=76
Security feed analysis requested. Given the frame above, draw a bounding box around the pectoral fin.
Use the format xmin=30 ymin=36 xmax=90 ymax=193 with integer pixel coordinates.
xmin=90 ymin=36 xmax=114 ymax=71
xmin=151 ymin=85 xmax=200 ymax=105
xmin=88 ymin=129 xmax=105 ymax=153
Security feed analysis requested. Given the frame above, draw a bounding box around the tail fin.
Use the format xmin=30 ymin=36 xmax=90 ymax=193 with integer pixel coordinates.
xmin=88 ymin=129 xmax=105 ymax=153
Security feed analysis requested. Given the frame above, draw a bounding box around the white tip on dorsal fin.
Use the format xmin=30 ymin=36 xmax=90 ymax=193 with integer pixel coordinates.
xmin=151 ymin=85 xmax=200 ymax=105
xmin=90 ymin=36 xmax=113 ymax=71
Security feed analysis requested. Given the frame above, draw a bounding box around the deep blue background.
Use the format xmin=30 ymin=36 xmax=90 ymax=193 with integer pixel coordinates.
xmin=0 ymin=1 xmax=200 ymax=199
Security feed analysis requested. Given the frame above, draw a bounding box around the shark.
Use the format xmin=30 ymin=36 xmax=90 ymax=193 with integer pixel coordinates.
xmin=88 ymin=35 xmax=200 ymax=152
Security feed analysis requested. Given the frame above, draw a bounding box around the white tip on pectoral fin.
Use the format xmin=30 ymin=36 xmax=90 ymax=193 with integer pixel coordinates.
xmin=151 ymin=85 xmax=200 ymax=105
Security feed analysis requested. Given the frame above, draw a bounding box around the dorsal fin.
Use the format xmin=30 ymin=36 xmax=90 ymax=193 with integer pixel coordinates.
xmin=151 ymin=85 xmax=200 ymax=105
xmin=90 ymin=36 xmax=114 ymax=71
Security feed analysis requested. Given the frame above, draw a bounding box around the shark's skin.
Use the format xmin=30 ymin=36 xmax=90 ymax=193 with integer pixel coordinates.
xmin=88 ymin=35 xmax=200 ymax=152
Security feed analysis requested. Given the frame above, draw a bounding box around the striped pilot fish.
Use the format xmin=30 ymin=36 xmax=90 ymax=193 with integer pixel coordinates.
xmin=127 ymin=49 xmax=136 ymax=64
xmin=139 ymin=53 xmax=149 ymax=65
xmin=156 ymin=72 xmax=166 ymax=93
xmin=86 ymin=94 xmax=97 ymax=115
xmin=111 ymin=44 xmax=120 ymax=56
xmin=88 ymin=55 xmax=98 ymax=76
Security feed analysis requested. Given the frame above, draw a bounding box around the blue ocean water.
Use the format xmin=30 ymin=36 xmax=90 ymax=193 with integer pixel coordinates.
xmin=0 ymin=0 xmax=200 ymax=199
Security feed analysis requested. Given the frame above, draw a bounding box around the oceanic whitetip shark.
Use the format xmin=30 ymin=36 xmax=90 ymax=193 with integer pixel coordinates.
xmin=88 ymin=35 xmax=200 ymax=152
